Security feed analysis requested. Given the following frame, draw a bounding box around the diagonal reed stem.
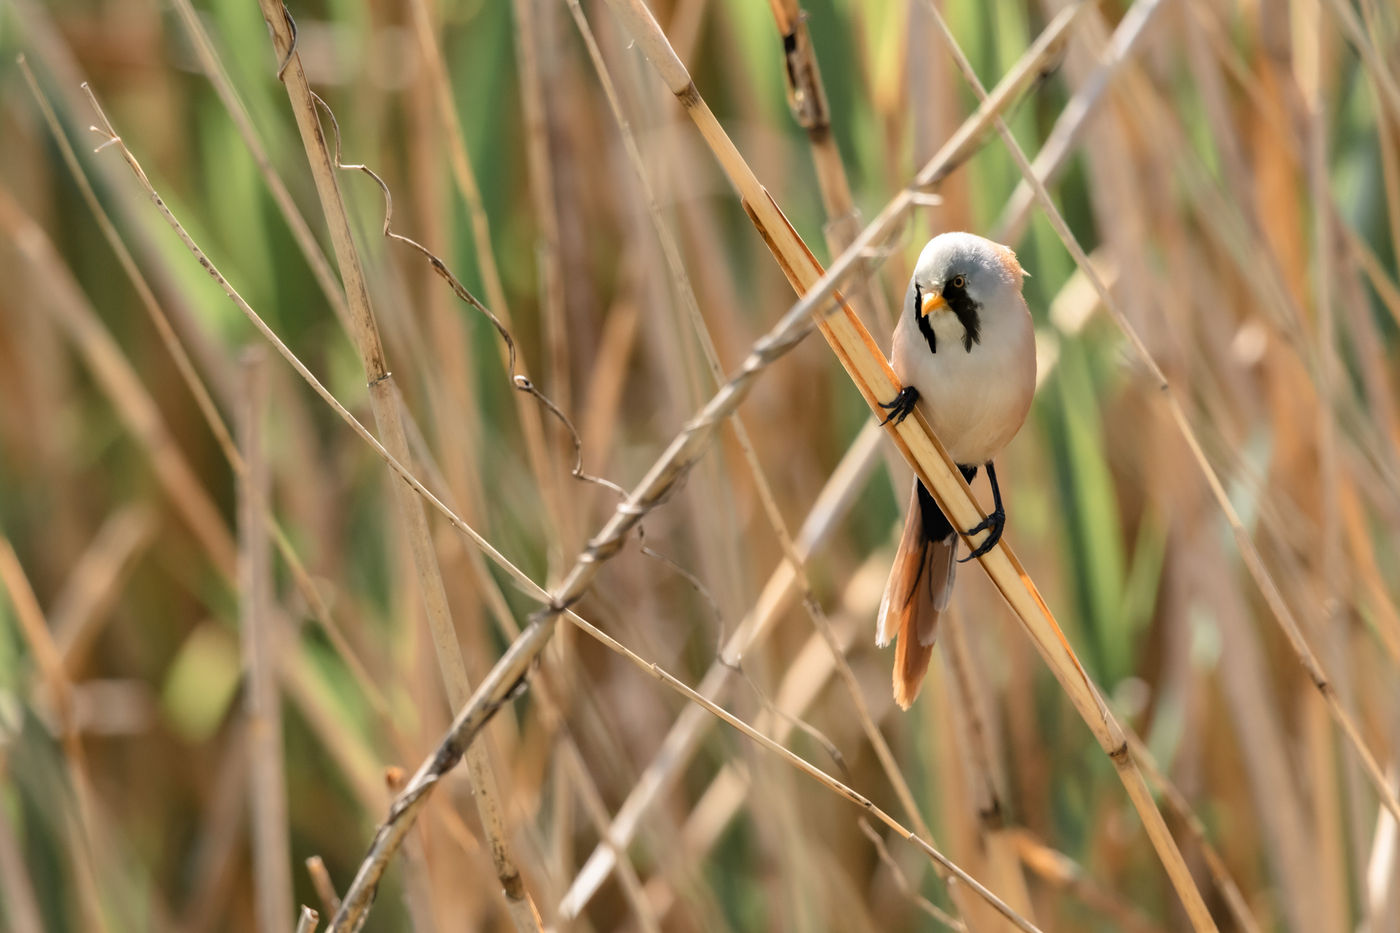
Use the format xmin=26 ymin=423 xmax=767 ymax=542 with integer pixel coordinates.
xmin=560 ymin=423 xmax=885 ymax=917
xmin=561 ymin=0 xmax=947 ymax=909
xmin=600 ymin=0 xmax=1215 ymax=928
xmin=558 ymin=2 xmax=1179 ymax=914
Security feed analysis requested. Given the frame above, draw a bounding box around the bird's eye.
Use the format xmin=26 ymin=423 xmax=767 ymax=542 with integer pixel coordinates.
xmin=951 ymin=275 xmax=966 ymax=290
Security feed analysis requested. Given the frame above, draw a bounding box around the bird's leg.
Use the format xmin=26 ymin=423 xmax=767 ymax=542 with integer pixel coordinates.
xmin=878 ymin=385 xmax=919 ymax=426
xmin=959 ymin=460 xmax=1006 ymax=562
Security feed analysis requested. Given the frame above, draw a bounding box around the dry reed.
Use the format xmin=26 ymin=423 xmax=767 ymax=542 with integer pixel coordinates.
xmin=4 ymin=1 xmax=1398 ymax=931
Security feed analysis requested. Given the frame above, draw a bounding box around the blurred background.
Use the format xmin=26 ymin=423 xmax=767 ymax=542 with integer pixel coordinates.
xmin=1 ymin=0 xmax=1398 ymax=930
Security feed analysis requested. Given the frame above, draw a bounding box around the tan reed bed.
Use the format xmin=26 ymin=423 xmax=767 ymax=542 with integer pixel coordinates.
xmin=5 ymin=1 xmax=1400 ymax=931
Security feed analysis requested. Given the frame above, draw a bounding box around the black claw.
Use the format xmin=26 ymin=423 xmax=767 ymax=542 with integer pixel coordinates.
xmin=879 ymin=385 xmax=919 ymax=426
xmin=958 ymin=460 xmax=1007 ymax=562
xmin=959 ymin=508 xmax=1005 ymax=562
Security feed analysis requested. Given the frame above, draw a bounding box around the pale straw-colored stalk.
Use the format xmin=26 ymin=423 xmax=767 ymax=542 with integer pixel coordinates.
xmin=295 ymin=906 xmax=320 ymax=933
xmin=238 ymin=349 xmax=295 ymax=933
xmin=327 ymin=7 xmax=1212 ymax=926
xmin=560 ymin=1 xmax=1179 ymax=915
xmin=245 ymin=6 xmax=541 ymax=926
xmin=305 ymin=857 xmax=340 ymax=919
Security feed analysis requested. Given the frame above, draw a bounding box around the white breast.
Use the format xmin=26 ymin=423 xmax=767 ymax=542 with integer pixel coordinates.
xmin=890 ymin=295 xmax=1036 ymax=466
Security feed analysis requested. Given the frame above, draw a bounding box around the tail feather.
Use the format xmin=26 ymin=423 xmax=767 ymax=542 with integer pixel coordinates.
xmin=879 ymin=480 xmax=957 ymax=709
xmin=893 ymin=624 xmax=934 ymax=711
xmin=876 ymin=483 xmax=927 ymax=647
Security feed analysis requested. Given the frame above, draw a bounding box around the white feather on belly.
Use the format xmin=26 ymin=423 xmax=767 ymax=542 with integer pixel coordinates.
xmin=890 ymin=295 xmax=1036 ymax=466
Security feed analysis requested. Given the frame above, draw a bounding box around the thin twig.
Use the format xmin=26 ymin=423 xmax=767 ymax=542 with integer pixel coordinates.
xmin=403 ymin=0 xmax=559 ymax=541
xmin=295 ymin=906 xmax=320 ymax=933
xmin=858 ymin=820 xmax=965 ymax=932
xmin=306 ymin=92 xmax=626 ymax=507
xmin=305 ymin=857 xmax=341 ymax=918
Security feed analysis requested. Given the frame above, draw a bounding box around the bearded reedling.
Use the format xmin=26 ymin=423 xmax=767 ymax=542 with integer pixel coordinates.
xmin=876 ymin=233 xmax=1036 ymax=709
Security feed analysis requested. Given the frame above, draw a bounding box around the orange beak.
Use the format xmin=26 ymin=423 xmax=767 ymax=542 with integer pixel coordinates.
xmin=920 ymin=289 xmax=948 ymax=317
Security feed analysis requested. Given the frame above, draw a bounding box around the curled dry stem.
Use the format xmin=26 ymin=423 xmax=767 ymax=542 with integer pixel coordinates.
xmin=308 ymin=93 xmax=629 ymax=507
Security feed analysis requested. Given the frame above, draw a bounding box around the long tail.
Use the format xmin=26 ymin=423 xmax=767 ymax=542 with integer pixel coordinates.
xmin=877 ymin=480 xmax=957 ymax=709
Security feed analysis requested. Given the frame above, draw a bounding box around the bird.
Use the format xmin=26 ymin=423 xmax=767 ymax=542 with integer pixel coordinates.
xmin=875 ymin=232 xmax=1037 ymax=709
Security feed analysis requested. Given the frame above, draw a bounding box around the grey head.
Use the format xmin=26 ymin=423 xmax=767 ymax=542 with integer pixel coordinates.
xmin=905 ymin=232 xmax=1027 ymax=354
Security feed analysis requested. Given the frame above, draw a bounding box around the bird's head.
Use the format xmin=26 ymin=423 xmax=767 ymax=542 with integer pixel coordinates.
xmin=906 ymin=232 xmax=1027 ymax=353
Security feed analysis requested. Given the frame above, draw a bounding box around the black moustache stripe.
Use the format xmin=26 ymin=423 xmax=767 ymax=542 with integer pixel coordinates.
xmin=913 ymin=281 xmax=981 ymax=354
xmin=914 ymin=284 xmax=937 ymax=354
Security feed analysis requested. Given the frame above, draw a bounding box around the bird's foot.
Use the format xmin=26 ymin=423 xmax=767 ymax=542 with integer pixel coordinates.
xmin=878 ymin=385 xmax=919 ymax=426
xmin=958 ymin=507 xmax=1005 ymax=562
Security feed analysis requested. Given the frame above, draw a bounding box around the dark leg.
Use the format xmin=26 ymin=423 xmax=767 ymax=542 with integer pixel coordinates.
xmin=915 ymin=464 xmax=978 ymax=543
xmin=959 ymin=460 xmax=1005 ymax=562
xmin=878 ymin=385 xmax=919 ymax=426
